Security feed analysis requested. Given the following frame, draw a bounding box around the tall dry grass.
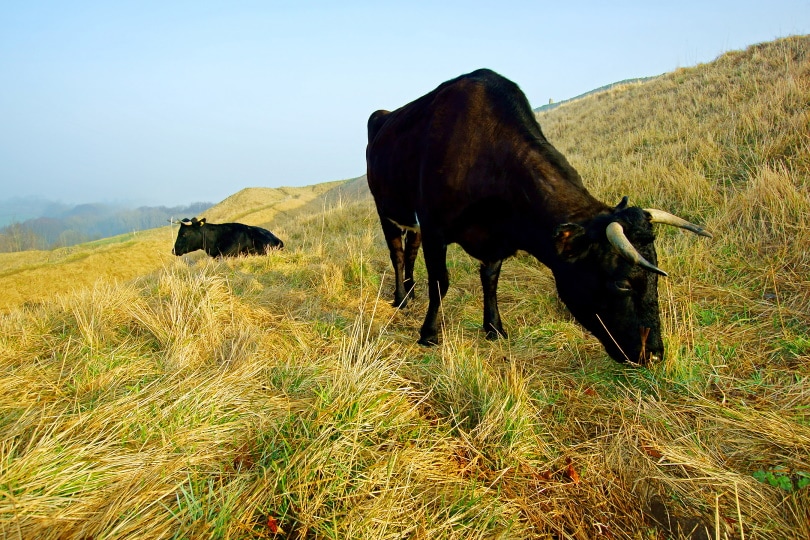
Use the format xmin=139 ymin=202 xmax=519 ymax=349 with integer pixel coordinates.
xmin=2 ymin=36 xmax=809 ymax=539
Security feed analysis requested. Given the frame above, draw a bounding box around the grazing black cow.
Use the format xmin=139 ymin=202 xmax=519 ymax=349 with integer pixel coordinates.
xmin=366 ymin=69 xmax=711 ymax=364
xmin=172 ymin=217 xmax=284 ymax=257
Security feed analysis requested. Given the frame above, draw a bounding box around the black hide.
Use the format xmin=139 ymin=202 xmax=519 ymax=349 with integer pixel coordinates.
xmin=173 ymin=217 xmax=284 ymax=257
xmin=366 ymin=69 xmax=677 ymax=364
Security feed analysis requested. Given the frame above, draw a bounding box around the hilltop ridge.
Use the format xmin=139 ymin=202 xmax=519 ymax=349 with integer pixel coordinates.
xmin=533 ymin=75 xmax=659 ymax=112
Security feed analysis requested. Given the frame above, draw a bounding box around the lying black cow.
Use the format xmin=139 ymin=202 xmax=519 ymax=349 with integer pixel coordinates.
xmin=172 ymin=217 xmax=284 ymax=257
xmin=366 ymin=69 xmax=711 ymax=364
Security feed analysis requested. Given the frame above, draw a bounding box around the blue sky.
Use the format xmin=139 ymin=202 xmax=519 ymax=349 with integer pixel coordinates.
xmin=1 ymin=1 xmax=807 ymax=206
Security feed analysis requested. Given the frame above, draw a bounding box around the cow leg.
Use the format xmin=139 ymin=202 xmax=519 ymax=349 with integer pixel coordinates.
xmin=403 ymin=229 xmax=421 ymax=302
xmin=418 ymin=234 xmax=449 ymax=346
xmin=480 ymin=260 xmax=507 ymax=340
xmin=379 ymin=218 xmax=410 ymax=308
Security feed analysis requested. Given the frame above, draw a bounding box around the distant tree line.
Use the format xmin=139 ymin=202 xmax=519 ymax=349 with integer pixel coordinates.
xmin=0 ymin=202 xmax=212 ymax=252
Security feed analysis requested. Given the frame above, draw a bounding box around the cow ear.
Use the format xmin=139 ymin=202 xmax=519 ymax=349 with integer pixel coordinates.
xmin=554 ymin=223 xmax=590 ymax=262
xmin=198 ymin=218 xmax=206 ymax=226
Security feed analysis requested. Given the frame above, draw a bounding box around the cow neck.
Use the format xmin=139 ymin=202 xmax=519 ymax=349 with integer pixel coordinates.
xmin=524 ymin=141 xmax=611 ymax=228
xmin=517 ymin=168 xmax=611 ymax=266
xmin=528 ymin=174 xmax=610 ymax=229
xmin=202 ymin=223 xmax=213 ymax=254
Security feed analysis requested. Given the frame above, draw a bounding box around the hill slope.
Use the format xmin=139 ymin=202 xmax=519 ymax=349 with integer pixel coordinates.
xmin=1 ymin=36 xmax=809 ymax=539
xmin=533 ymin=75 xmax=659 ymax=112
xmin=536 ymin=35 xmax=809 ymax=319
xmin=0 ymin=181 xmax=345 ymax=310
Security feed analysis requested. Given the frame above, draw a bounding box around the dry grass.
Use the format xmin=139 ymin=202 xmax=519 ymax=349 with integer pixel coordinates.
xmin=2 ymin=36 xmax=809 ymax=539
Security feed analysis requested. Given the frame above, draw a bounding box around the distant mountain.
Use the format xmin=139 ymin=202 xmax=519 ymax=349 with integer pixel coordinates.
xmin=0 ymin=200 xmax=212 ymax=252
xmin=0 ymin=197 xmax=73 ymax=227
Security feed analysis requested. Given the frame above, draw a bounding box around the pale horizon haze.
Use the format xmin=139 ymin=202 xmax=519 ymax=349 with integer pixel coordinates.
xmin=1 ymin=1 xmax=807 ymax=207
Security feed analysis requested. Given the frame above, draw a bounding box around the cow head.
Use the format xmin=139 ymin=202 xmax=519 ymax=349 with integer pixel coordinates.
xmin=172 ymin=217 xmax=206 ymax=256
xmin=552 ymin=198 xmax=711 ymax=364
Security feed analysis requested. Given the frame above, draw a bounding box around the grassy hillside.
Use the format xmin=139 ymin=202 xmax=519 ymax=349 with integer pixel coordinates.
xmin=0 ymin=182 xmax=343 ymax=311
xmin=533 ymin=75 xmax=659 ymax=113
xmin=1 ymin=36 xmax=809 ymax=539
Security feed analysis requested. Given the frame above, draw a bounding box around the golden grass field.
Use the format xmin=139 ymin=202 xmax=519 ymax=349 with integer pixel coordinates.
xmin=0 ymin=183 xmax=340 ymax=311
xmin=1 ymin=36 xmax=808 ymax=539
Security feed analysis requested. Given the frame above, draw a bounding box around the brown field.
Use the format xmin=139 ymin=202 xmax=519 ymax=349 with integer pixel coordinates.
xmin=1 ymin=36 xmax=808 ymax=539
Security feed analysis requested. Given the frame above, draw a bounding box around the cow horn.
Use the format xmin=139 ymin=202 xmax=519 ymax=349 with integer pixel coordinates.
xmin=606 ymin=222 xmax=668 ymax=276
xmin=645 ymin=209 xmax=712 ymax=238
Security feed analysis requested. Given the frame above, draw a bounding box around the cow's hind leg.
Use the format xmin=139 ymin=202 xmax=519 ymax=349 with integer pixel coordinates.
xmin=480 ymin=260 xmax=507 ymax=340
xmin=418 ymin=234 xmax=449 ymax=346
xmin=403 ymin=229 xmax=421 ymax=302
xmin=379 ymin=218 xmax=410 ymax=308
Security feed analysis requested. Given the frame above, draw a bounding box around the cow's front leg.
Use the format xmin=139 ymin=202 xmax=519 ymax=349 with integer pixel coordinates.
xmin=480 ymin=260 xmax=507 ymax=340
xmin=418 ymin=235 xmax=449 ymax=346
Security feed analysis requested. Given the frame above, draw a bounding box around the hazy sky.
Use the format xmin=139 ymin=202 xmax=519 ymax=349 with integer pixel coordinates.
xmin=1 ymin=1 xmax=806 ymax=206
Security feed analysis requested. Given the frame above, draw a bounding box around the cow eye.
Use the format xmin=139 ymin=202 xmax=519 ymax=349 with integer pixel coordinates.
xmin=610 ymin=280 xmax=633 ymax=295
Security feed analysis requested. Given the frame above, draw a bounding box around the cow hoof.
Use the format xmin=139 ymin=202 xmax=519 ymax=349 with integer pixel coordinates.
xmin=485 ymin=329 xmax=507 ymax=340
xmin=484 ymin=324 xmax=507 ymax=340
xmin=392 ymin=297 xmax=409 ymax=309
xmin=418 ymin=335 xmax=439 ymax=347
